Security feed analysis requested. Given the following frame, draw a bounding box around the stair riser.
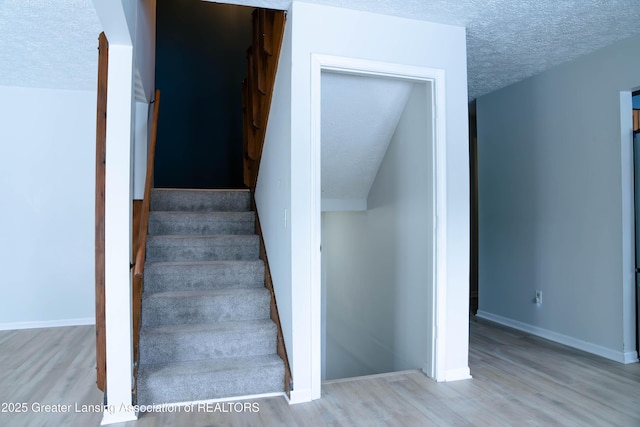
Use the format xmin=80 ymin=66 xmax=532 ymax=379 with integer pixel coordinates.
xmin=139 ymin=326 xmax=277 ymax=365
xmin=146 ymin=236 xmax=260 ymax=262
xmin=148 ymin=213 xmax=255 ymax=236
xmin=137 ymin=362 xmax=284 ymax=404
xmin=151 ymin=190 xmax=251 ymax=212
xmin=142 ymin=292 xmax=271 ymax=326
xmin=143 ymin=262 xmax=265 ymax=292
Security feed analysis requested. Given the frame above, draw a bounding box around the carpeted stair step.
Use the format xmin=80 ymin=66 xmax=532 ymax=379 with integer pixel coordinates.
xmin=145 ymin=235 xmax=260 ymax=262
xmin=137 ymin=354 xmax=284 ymax=405
xmin=148 ymin=211 xmax=255 ymax=236
xmin=151 ymin=189 xmax=250 ymax=212
xmin=143 ymin=260 xmax=265 ymax=293
xmin=138 ymin=188 xmax=284 ymax=404
xmin=139 ymin=320 xmax=277 ymax=365
xmin=141 ymin=288 xmax=271 ymax=326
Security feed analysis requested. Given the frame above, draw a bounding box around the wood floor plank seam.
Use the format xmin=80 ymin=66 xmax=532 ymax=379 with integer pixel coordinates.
xmin=1 ymin=318 xmax=639 ymax=426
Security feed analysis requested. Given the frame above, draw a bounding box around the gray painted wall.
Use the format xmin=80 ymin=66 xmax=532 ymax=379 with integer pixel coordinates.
xmin=322 ymin=83 xmax=433 ymax=379
xmin=476 ymin=35 xmax=640 ymax=361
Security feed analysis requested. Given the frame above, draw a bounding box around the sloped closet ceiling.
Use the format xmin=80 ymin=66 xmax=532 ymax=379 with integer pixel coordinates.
xmin=321 ymin=72 xmax=413 ymax=204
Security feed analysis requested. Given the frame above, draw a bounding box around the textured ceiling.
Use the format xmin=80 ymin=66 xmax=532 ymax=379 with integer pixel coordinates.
xmin=4 ymin=0 xmax=635 ymax=207
xmin=215 ymin=0 xmax=640 ymax=100
xmin=3 ymin=0 xmax=639 ymax=97
xmin=0 ymin=0 xmax=102 ymax=91
xmin=321 ymin=72 xmax=412 ymax=205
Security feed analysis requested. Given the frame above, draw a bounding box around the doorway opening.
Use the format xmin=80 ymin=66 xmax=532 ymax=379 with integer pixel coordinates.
xmin=310 ymin=56 xmax=448 ymax=387
xmin=632 ymin=90 xmax=640 ymax=357
xmin=320 ymin=74 xmax=433 ymax=380
xmin=622 ymin=88 xmax=640 ymax=363
xmin=469 ymin=101 xmax=478 ymax=315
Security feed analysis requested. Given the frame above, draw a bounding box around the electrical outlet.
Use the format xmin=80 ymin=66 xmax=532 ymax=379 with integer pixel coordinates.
xmin=535 ymin=290 xmax=542 ymax=305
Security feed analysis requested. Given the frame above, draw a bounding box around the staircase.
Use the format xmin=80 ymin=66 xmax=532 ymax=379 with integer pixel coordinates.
xmin=136 ymin=188 xmax=284 ymax=405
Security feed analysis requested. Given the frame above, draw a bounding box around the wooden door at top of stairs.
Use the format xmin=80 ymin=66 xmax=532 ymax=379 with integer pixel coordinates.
xmin=95 ymin=31 xmax=108 ymax=392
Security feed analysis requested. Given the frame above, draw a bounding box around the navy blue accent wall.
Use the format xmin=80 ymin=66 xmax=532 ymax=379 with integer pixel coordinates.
xmin=155 ymin=0 xmax=252 ymax=188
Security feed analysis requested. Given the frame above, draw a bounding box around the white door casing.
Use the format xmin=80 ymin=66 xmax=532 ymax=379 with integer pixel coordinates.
xmin=309 ymin=54 xmax=449 ymax=398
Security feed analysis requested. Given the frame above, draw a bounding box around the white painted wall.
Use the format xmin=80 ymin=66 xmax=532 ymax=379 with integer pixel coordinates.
xmin=133 ymin=0 xmax=156 ymax=102
xmin=253 ymin=0 xmax=293 ymax=380
xmin=94 ymin=0 xmax=155 ymax=201
xmin=476 ymin=35 xmax=640 ymax=363
xmin=0 ymin=86 xmax=96 ymax=329
xmin=323 ymin=83 xmax=433 ymax=380
xmin=127 ymin=0 xmax=156 ymax=199
xmin=133 ymin=102 xmax=150 ymax=199
xmin=256 ymin=1 xmax=469 ymax=402
xmin=95 ymin=0 xmax=156 ymax=97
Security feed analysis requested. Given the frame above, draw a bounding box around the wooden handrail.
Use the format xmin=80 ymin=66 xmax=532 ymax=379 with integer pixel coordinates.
xmin=242 ymin=9 xmax=286 ymax=189
xmin=134 ymin=89 xmax=160 ymax=279
xmin=95 ymin=31 xmax=109 ymax=392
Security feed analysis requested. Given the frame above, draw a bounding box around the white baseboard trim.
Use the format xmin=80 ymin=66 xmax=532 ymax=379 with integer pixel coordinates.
xmin=421 ymin=364 xmax=435 ymax=380
xmin=323 ymin=369 xmax=421 ymax=385
xmin=173 ymin=392 xmax=286 ymax=408
xmin=444 ymin=367 xmax=472 ymax=382
xmin=101 ymin=392 xmax=287 ymax=424
xmin=623 ymin=351 xmax=639 ymax=364
xmin=101 ymin=410 xmax=138 ymax=425
xmin=0 ymin=317 xmax=95 ymax=331
xmin=476 ymin=311 xmax=635 ymax=364
xmin=287 ymin=388 xmax=313 ymax=405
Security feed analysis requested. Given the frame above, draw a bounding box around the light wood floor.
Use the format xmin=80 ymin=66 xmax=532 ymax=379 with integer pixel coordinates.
xmin=1 ymin=317 xmax=639 ymax=426
xmin=0 ymin=325 xmax=104 ymax=427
